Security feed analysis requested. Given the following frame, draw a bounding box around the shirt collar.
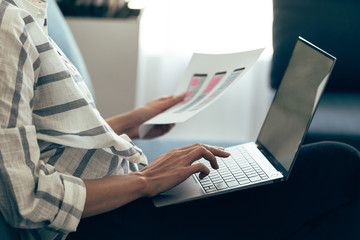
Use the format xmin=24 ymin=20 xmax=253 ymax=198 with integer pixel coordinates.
xmin=12 ymin=0 xmax=48 ymax=34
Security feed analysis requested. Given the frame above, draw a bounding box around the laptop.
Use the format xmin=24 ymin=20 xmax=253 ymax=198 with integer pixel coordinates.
xmin=152 ymin=37 xmax=336 ymax=207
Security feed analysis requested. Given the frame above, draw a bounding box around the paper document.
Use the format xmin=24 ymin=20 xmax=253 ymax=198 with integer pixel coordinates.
xmin=139 ymin=48 xmax=264 ymax=137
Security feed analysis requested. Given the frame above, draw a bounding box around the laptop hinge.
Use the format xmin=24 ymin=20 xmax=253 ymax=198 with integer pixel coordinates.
xmin=256 ymin=142 xmax=290 ymax=179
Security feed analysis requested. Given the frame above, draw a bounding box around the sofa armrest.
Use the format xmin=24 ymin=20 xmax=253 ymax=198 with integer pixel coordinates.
xmin=47 ymin=0 xmax=95 ymax=98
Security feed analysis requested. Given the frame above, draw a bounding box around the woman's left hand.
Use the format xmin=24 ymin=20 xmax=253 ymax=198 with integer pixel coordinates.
xmin=107 ymin=94 xmax=185 ymax=139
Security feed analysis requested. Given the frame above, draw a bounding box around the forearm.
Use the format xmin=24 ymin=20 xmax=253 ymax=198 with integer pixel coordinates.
xmin=82 ymin=172 xmax=147 ymax=218
xmin=106 ymin=109 xmax=142 ymax=136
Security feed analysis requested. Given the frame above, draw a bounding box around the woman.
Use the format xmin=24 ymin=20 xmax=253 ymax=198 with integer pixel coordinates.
xmin=1 ymin=0 xmax=359 ymax=239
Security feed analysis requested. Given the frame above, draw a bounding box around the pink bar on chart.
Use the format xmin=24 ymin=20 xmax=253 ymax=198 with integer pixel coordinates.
xmin=186 ymin=91 xmax=192 ymax=98
xmin=203 ymin=74 xmax=223 ymax=93
xmin=191 ymin=78 xmax=199 ymax=86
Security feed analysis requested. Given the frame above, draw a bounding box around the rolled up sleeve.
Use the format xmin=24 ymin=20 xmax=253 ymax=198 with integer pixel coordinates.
xmin=0 ymin=127 xmax=86 ymax=233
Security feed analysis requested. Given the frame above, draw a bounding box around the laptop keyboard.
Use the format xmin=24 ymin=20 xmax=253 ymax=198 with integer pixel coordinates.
xmin=194 ymin=146 xmax=269 ymax=193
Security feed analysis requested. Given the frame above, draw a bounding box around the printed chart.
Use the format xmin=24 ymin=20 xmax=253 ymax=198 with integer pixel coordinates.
xmin=139 ymin=48 xmax=264 ymax=137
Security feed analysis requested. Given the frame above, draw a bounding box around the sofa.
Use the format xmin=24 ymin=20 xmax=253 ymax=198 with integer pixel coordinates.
xmin=271 ymin=0 xmax=360 ymax=150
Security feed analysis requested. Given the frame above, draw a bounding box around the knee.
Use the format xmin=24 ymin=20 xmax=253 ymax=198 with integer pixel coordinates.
xmin=295 ymin=141 xmax=360 ymax=180
xmin=299 ymin=141 xmax=360 ymax=163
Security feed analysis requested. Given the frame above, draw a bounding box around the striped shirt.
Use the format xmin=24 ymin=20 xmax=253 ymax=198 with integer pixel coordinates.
xmin=0 ymin=0 xmax=147 ymax=239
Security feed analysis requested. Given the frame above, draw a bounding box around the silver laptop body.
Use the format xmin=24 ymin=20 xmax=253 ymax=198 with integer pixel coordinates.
xmin=153 ymin=37 xmax=336 ymax=207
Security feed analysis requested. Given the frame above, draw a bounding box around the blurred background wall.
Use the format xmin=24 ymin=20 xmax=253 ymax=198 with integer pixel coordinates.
xmin=61 ymin=0 xmax=274 ymax=143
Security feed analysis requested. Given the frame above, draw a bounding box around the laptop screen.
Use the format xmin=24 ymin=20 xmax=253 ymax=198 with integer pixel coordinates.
xmin=256 ymin=37 xmax=336 ymax=177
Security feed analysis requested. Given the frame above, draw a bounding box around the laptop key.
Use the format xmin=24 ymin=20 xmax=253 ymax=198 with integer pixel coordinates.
xmin=246 ymin=173 xmax=258 ymax=178
xmin=239 ymin=179 xmax=251 ymax=185
xmin=215 ymin=182 xmax=228 ymax=190
xmin=201 ymin=182 xmax=214 ymax=187
xmin=249 ymin=176 xmax=261 ymax=182
xmin=260 ymin=174 xmax=269 ymax=179
xmin=205 ymin=186 xmax=217 ymax=193
xmin=226 ymin=181 xmax=239 ymax=188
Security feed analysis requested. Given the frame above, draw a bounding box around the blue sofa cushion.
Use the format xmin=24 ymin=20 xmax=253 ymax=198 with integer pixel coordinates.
xmin=47 ymin=0 xmax=95 ymax=98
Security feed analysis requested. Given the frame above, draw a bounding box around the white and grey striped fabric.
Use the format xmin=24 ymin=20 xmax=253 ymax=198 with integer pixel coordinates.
xmin=0 ymin=0 xmax=147 ymax=239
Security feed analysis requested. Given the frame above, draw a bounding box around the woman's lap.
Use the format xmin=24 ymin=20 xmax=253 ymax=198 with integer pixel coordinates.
xmin=67 ymin=141 xmax=360 ymax=240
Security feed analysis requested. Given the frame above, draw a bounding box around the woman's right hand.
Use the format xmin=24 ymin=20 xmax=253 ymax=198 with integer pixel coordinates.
xmin=137 ymin=144 xmax=230 ymax=197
